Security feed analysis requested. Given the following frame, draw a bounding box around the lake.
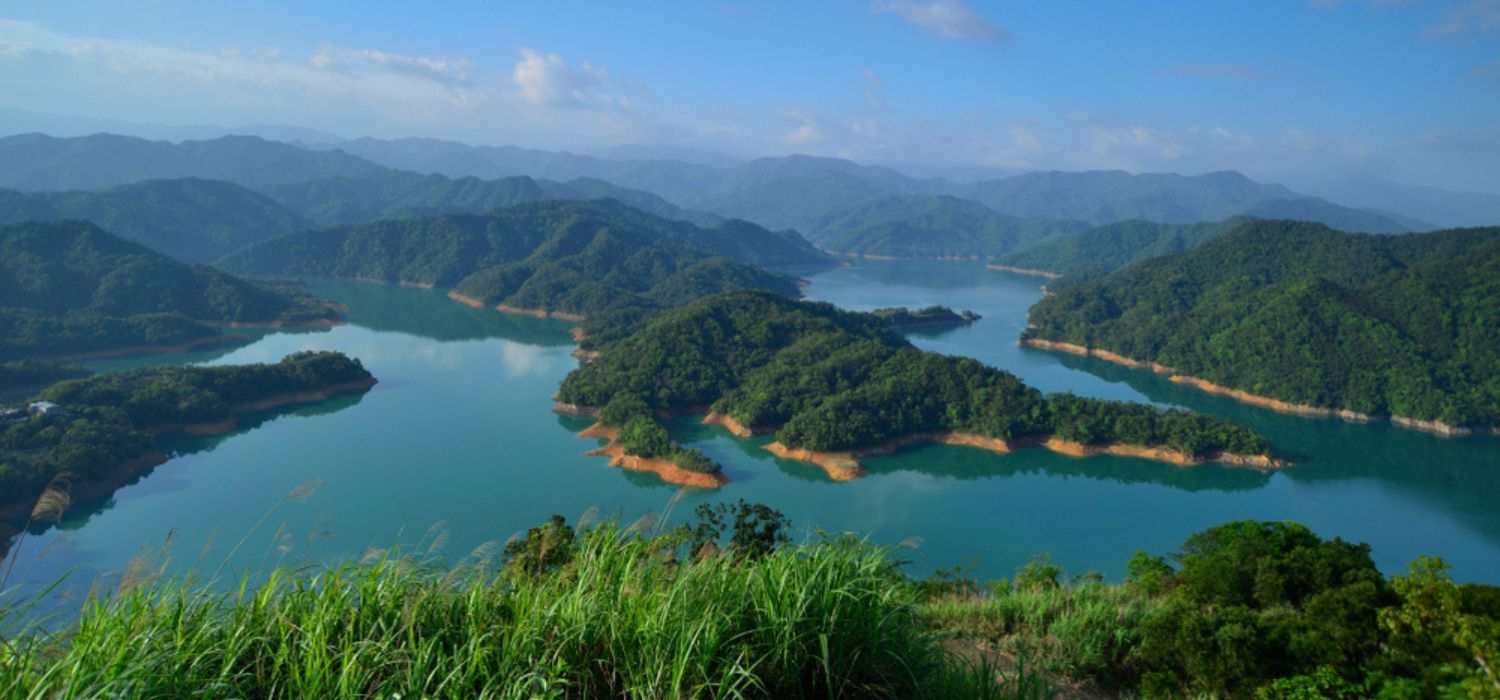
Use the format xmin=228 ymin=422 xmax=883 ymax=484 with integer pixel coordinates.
xmin=7 ymin=260 xmax=1500 ymax=597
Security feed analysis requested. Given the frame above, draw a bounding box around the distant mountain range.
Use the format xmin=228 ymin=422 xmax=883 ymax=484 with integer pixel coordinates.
xmin=0 ymin=131 xmax=1480 ymax=268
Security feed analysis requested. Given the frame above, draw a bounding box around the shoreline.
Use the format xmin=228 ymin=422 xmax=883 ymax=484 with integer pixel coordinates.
xmin=36 ymin=333 xmax=252 ymax=363
xmin=1020 ymin=338 xmax=1497 ymax=438
xmin=0 ymin=377 xmax=378 ymax=525
xmin=576 ymin=423 xmax=728 ymax=488
xmin=825 ymin=250 xmax=986 ymax=262
xmin=446 ymin=291 xmax=587 ymax=322
xmin=986 ymin=264 xmax=1062 ymax=280
xmin=765 ymin=430 xmax=1285 ymax=476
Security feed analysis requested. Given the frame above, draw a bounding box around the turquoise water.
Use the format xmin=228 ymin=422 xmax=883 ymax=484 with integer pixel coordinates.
xmin=7 ymin=263 xmax=1500 ymax=597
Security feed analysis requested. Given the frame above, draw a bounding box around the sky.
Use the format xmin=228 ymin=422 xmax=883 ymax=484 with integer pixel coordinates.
xmin=1 ymin=1 xmax=1498 ymax=193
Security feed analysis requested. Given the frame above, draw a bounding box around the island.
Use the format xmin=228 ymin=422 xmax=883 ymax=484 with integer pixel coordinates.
xmin=0 ymin=351 xmax=375 ymax=537
xmin=871 ymin=305 xmax=981 ymax=329
xmin=555 ymin=291 xmax=1281 ymax=485
xmin=0 ymin=220 xmax=341 ymax=361
xmin=1023 ymin=220 xmax=1500 ymax=436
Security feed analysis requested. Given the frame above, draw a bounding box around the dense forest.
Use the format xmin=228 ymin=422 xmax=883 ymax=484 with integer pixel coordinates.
xmin=0 ymin=351 xmax=372 ymax=511
xmin=870 ymin=305 xmax=981 ymax=328
xmin=0 ymin=179 xmax=310 ymax=263
xmin=559 ymin=291 xmax=1270 ymax=459
xmin=0 ymin=360 xmax=89 ymax=398
xmin=811 ymin=194 xmax=1088 ymax=259
xmin=1025 ymin=220 xmax=1500 ymax=429
xmin=992 ymin=217 xmax=1249 ymax=277
xmin=222 ymin=199 xmax=815 ymax=319
xmin=5 ymin=510 xmax=1492 ymax=697
xmin=0 ymin=220 xmax=338 ymax=360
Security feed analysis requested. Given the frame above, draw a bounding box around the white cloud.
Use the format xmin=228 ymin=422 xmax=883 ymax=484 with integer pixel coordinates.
xmin=511 ymin=48 xmax=629 ymax=109
xmin=870 ymin=0 xmax=1010 ymax=42
xmin=861 ymin=68 xmax=886 ymax=110
xmin=1424 ymin=0 xmax=1500 ymax=40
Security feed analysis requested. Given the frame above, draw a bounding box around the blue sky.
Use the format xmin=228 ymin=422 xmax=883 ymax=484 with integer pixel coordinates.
xmin=2 ymin=1 xmax=1497 ymax=192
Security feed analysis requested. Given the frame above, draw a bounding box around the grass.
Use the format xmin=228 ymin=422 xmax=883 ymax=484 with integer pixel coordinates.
xmin=0 ymin=522 xmax=1051 ymax=699
xmin=920 ymin=580 xmax=1161 ymax=692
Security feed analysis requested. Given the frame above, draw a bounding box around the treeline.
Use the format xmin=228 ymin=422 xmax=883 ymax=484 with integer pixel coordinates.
xmin=869 ymin=305 xmax=980 ymax=328
xmin=0 ymin=352 xmax=372 ymax=508
xmin=1025 ymin=220 xmax=1500 ymax=428
xmin=221 ymin=199 xmax=812 ymax=322
xmin=992 ymin=217 xmax=1248 ymax=277
xmin=0 ymin=360 xmax=89 ymax=397
xmin=559 ymin=291 xmax=1270 ymax=458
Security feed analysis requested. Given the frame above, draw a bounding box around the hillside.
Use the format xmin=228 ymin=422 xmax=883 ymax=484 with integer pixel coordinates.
xmin=0 ymin=179 xmax=309 ymax=263
xmin=0 ymin=220 xmax=336 ymax=360
xmin=1023 ymin=220 xmax=1500 ymax=430
xmin=559 ymin=290 xmax=1273 ymax=472
xmin=220 ymin=199 xmax=817 ymax=319
xmin=992 ymin=218 xmax=1249 ymax=276
xmin=812 ymin=194 xmax=1088 ymax=259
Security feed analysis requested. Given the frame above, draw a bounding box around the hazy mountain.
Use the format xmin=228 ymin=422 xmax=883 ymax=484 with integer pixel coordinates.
xmin=994 ymin=218 xmax=1251 ymax=276
xmin=1304 ymin=177 xmax=1500 ymax=229
xmin=0 ymin=108 xmax=345 ymax=145
xmin=811 ymin=195 xmax=1089 ymax=259
xmin=0 ymin=179 xmax=309 ymax=263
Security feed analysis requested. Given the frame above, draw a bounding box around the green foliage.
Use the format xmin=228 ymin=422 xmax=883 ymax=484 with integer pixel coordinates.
xmin=994 ymin=217 xmax=1248 ymax=276
xmin=501 ymin=514 xmax=576 ymax=577
xmin=598 ymin=391 xmax=651 ymax=425
xmin=0 ymin=307 xmax=219 ymax=362
xmin=0 ymin=352 xmax=371 ymax=511
xmin=616 ymin=416 xmax=673 ymax=458
xmin=0 ymin=521 xmax=1009 ymax=699
xmin=221 ymin=199 xmax=812 ymax=323
xmin=0 ymin=178 xmax=309 ymax=263
xmin=560 ymin=290 xmax=1270 ymax=458
xmin=689 ymin=499 xmax=791 ymax=559
xmin=869 ymin=305 xmax=981 ymax=328
xmin=812 ymin=194 xmax=1087 ymax=259
xmin=1025 ymin=220 xmax=1500 ymax=427
xmin=0 ymin=360 xmax=89 ymax=397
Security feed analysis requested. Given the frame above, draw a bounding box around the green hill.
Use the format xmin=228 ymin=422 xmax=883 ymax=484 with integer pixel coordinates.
xmin=812 ymin=195 xmax=1088 ymax=259
xmin=0 ymin=179 xmax=309 ymax=263
xmin=559 ymin=290 xmax=1270 ymax=460
xmin=0 ymin=220 xmax=336 ymax=360
xmin=220 ymin=199 xmax=817 ymax=319
xmin=1023 ymin=220 xmax=1500 ymax=429
xmin=993 ymin=218 xmax=1249 ymax=276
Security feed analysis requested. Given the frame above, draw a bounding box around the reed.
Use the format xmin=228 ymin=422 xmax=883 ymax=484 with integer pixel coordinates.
xmin=0 ymin=522 xmax=1043 ymax=698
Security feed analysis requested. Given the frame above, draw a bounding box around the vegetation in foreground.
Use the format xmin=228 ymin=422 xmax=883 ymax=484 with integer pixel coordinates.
xmin=1 ymin=506 xmax=1495 ymax=698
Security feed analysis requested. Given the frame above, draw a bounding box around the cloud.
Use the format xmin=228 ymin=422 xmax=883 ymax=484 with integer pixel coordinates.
xmin=1424 ymin=0 xmax=1500 ymax=40
xmin=1170 ymin=63 xmax=1269 ymax=80
xmin=1409 ymin=126 xmax=1500 ymax=154
xmin=511 ymin=48 xmax=630 ymax=109
xmin=1474 ymin=57 xmax=1500 ymax=76
xmin=870 ymin=0 xmax=1011 ymax=42
xmin=861 ymin=68 xmax=886 ymax=110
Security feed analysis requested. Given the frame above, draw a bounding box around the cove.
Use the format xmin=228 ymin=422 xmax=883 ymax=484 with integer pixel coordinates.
xmin=5 ymin=264 xmax=1499 ymax=600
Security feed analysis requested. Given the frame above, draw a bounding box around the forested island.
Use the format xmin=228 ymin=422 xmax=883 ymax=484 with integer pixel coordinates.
xmin=221 ymin=199 xmax=819 ymax=322
xmin=0 ymin=220 xmax=340 ymax=360
xmin=871 ymin=305 xmax=981 ymax=329
xmin=1024 ymin=220 xmax=1500 ymax=434
xmin=0 ymin=351 xmax=374 ymax=527
xmin=557 ymin=291 xmax=1278 ymax=484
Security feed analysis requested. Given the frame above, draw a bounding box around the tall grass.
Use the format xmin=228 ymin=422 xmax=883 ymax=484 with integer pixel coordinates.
xmin=920 ymin=581 xmax=1161 ymax=690
xmin=0 ymin=523 xmax=1045 ymax=698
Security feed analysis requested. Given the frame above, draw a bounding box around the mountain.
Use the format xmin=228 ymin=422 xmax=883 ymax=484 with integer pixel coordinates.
xmin=1306 ymin=177 xmax=1500 ymax=229
xmin=0 ymin=133 xmax=384 ymax=191
xmin=0 ymin=220 xmax=330 ymax=322
xmin=220 ymin=199 xmax=818 ymax=319
xmin=811 ymin=194 xmax=1088 ymax=259
xmin=1023 ymin=220 xmax=1500 ymax=430
xmin=0 ymin=179 xmax=309 ymax=263
xmin=0 ymin=220 xmax=337 ymax=360
xmin=992 ymin=218 xmax=1251 ymax=276
xmin=320 ymin=137 xmax=1431 ymax=235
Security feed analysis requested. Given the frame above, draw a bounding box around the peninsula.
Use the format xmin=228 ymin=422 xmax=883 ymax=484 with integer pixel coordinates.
xmin=556 ymin=291 xmax=1280 ymax=483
